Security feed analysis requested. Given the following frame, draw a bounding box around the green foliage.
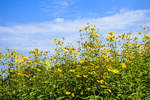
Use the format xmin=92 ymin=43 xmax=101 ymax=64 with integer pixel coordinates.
xmin=0 ymin=25 xmax=150 ymax=99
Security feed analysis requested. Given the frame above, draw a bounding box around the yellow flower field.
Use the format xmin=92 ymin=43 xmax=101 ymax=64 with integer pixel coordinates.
xmin=0 ymin=24 xmax=150 ymax=100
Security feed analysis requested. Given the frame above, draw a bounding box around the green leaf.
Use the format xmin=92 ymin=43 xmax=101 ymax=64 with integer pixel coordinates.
xmin=56 ymin=96 xmax=65 ymax=100
xmin=37 ymin=95 xmax=45 ymax=99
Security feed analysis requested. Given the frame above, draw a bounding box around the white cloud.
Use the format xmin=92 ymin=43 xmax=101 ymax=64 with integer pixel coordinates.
xmin=0 ymin=9 xmax=150 ymax=50
xmin=1 ymin=9 xmax=150 ymax=34
xmin=55 ymin=18 xmax=65 ymax=23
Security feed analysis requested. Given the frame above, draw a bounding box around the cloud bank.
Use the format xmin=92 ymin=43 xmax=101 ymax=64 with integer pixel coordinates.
xmin=0 ymin=9 xmax=150 ymax=51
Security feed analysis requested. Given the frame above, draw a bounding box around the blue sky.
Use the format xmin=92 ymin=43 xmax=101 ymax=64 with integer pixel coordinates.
xmin=0 ymin=0 xmax=150 ymax=53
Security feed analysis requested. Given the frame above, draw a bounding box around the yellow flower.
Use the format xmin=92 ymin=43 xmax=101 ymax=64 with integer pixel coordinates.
xmin=57 ymin=40 xmax=63 ymax=45
xmin=76 ymin=65 xmax=81 ymax=67
xmin=34 ymin=68 xmax=41 ymax=72
xmin=88 ymin=48 xmax=96 ymax=51
xmin=123 ymin=42 xmax=131 ymax=46
xmin=102 ymin=55 xmax=108 ymax=59
xmin=76 ymin=41 xmax=80 ymax=43
xmin=71 ymin=47 xmax=76 ymax=50
xmin=53 ymin=39 xmax=57 ymax=43
xmin=72 ymin=93 xmax=75 ymax=97
xmin=23 ymin=56 xmax=28 ymax=60
xmin=83 ymin=74 xmax=88 ymax=78
xmin=90 ymin=63 xmax=94 ymax=66
xmin=83 ymin=66 xmax=88 ymax=69
xmin=79 ymin=59 xmax=84 ymax=64
xmin=108 ymin=89 xmax=112 ymax=93
xmin=111 ymin=69 xmax=119 ymax=73
xmin=86 ymin=57 xmax=92 ymax=61
xmin=0 ymin=54 xmax=3 ymax=58
xmin=17 ymin=73 xmax=24 ymax=76
xmin=95 ymin=66 xmax=100 ymax=69
xmin=97 ymin=80 xmax=104 ymax=84
xmin=6 ymin=48 xmax=11 ymax=51
xmin=95 ymin=39 xmax=100 ymax=43
xmin=56 ymin=63 xmax=60 ymax=66
xmin=121 ymin=63 xmax=126 ymax=69
xmin=21 ymin=68 xmax=25 ymax=71
xmin=88 ymin=34 xmax=94 ymax=38
xmin=34 ymin=48 xmax=39 ymax=54
xmin=65 ymin=91 xmax=71 ymax=95
xmin=108 ymin=32 xmax=114 ymax=35
xmin=44 ymin=61 xmax=50 ymax=66
xmin=134 ymin=37 xmax=138 ymax=40
xmin=71 ymin=51 xmax=77 ymax=55
xmin=93 ymin=32 xmax=99 ymax=37
xmin=138 ymin=32 xmax=142 ymax=35
xmin=86 ymin=88 xmax=90 ymax=91
xmin=35 ymin=56 xmax=40 ymax=61
xmin=76 ymin=74 xmax=80 ymax=77
xmin=5 ymin=70 xmax=9 ymax=74
xmin=84 ymin=26 xmax=88 ymax=30
xmin=58 ymin=68 xmax=62 ymax=72
xmin=101 ymin=49 xmax=107 ymax=53
xmin=19 ymin=89 xmax=23 ymax=93
xmin=80 ymin=90 xmax=84 ymax=95
xmin=15 ymin=59 xmax=24 ymax=63
xmin=144 ymin=35 xmax=150 ymax=40
xmin=126 ymin=32 xmax=132 ymax=35
xmin=143 ymin=26 xmax=148 ymax=30
xmin=91 ymin=27 xmax=96 ymax=31
xmin=107 ymin=36 xmax=115 ymax=42
xmin=107 ymin=68 xmax=119 ymax=74
xmin=79 ymin=29 xmax=83 ymax=32
xmin=69 ymin=69 xmax=75 ymax=72
xmin=88 ymin=24 xmax=94 ymax=27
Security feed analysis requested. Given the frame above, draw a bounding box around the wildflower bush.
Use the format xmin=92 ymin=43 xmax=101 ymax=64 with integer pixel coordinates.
xmin=0 ymin=25 xmax=150 ymax=100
